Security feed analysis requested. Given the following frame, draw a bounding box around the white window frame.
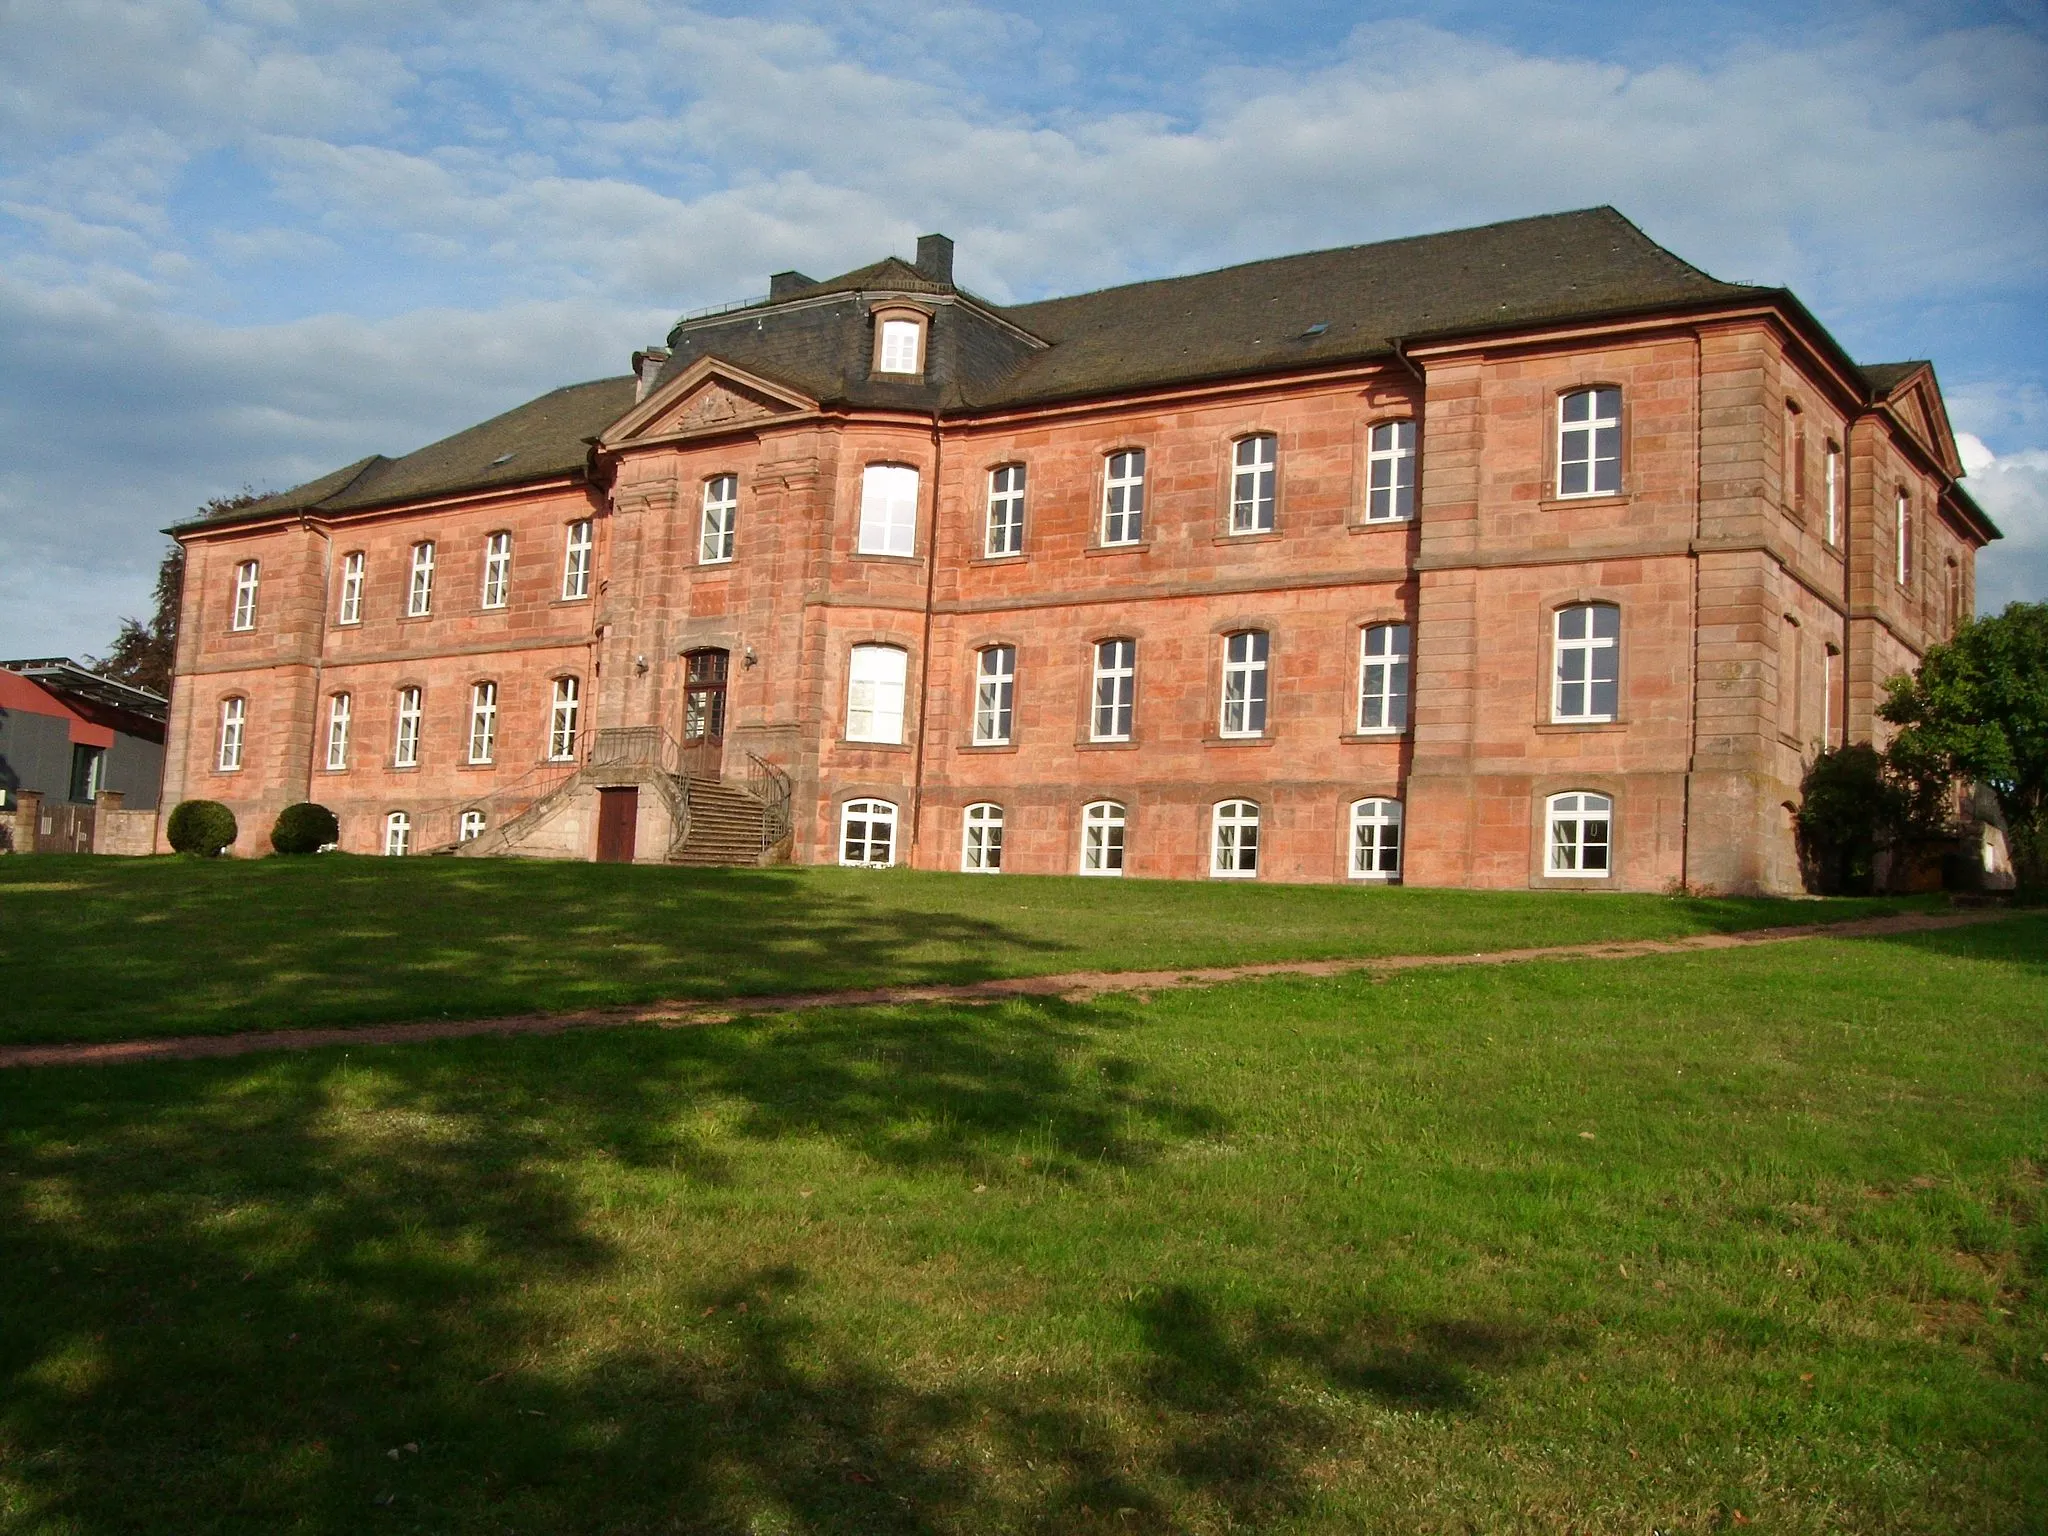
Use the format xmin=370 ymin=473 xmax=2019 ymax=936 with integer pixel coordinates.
xmin=394 ymin=686 xmax=422 ymax=768
xmin=700 ymin=474 xmax=738 ymax=564
xmin=1366 ymin=420 xmax=1417 ymax=521
xmin=337 ymin=550 xmax=365 ymax=625
xmin=1824 ymin=444 xmax=1841 ymax=546
xmin=1357 ymin=623 xmax=1411 ymax=733
xmin=548 ymin=676 xmax=580 ymax=762
xmin=481 ymin=531 xmax=512 ymax=609
xmin=384 ymin=810 xmax=411 ymax=857
xmin=1229 ymin=434 xmax=1277 ymax=534
xmin=1210 ymin=800 xmax=1260 ymax=879
xmin=845 ymin=644 xmax=908 ymax=744
xmin=1546 ymin=791 xmax=1613 ymax=877
xmin=985 ymin=464 xmax=1026 ymax=557
xmin=1557 ymin=388 xmax=1622 ymax=498
xmin=1349 ymin=798 xmax=1403 ymax=881
xmin=467 ymin=680 xmax=497 ymax=765
xmin=857 ymin=464 xmax=920 ymax=557
xmin=1101 ymin=449 xmax=1145 ymax=546
xmin=217 ymin=696 xmax=246 ymax=771
xmin=1552 ymin=604 xmax=1619 ymax=724
xmin=325 ymin=692 xmax=351 ymax=772
xmin=877 ymin=317 xmax=923 ymax=375
xmin=961 ymin=802 xmax=1004 ymax=873
xmin=972 ymin=645 xmax=1015 ymax=745
xmin=458 ymin=809 xmax=486 ymax=843
xmin=1896 ymin=490 xmax=1912 ymax=585
xmin=562 ymin=520 xmax=593 ymax=600
xmin=839 ymin=799 xmax=897 ymax=867
xmin=1219 ymin=630 xmax=1269 ymax=738
xmin=407 ymin=541 xmax=436 ymax=617
xmin=231 ymin=561 xmax=259 ymax=631
xmin=1080 ymin=800 xmax=1126 ymax=876
xmin=1092 ymin=638 xmax=1135 ymax=743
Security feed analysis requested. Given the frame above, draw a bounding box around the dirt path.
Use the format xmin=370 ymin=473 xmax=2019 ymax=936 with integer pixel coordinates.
xmin=1 ymin=909 xmax=2010 ymax=1071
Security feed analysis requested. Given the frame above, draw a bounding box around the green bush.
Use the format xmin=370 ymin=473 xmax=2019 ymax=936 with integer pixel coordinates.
xmin=269 ymin=802 xmax=339 ymax=855
xmin=166 ymin=799 xmax=238 ymax=857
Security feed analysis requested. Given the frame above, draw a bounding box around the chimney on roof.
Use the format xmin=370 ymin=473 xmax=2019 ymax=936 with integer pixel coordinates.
xmin=769 ymin=270 xmax=818 ymax=302
xmin=632 ymin=347 xmax=670 ymax=402
xmin=914 ymin=233 xmax=954 ymax=284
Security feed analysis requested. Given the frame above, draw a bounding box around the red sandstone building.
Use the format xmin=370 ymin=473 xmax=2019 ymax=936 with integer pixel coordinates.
xmin=159 ymin=208 xmax=1997 ymax=892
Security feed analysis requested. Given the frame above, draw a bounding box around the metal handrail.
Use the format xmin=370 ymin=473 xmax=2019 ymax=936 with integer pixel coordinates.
xmin=745 ymin=752 xmax=794 ymax=851
xmin=415 ymin=750 xmax=583 ymax=847
xmin=590 ymin=725 xmax=681 ymax=774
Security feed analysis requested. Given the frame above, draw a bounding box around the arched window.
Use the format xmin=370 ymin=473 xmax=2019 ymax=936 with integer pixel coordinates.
xmin=1230 ymin=434 xmax=1277 ymax=534
xmin=481 ymin=531 xmax=512 ymax=608
xmin=961 ymin=803 xmax=1004 ymax=872
xmin=459 ymin=809 xmax=486 ymax=842
xmin=1553 ymin=604 xmax=1619 ymax=723
xmin=973 ymin=646 xmax=1015 ymax=745
xmin=562 ymin=520 xmax=594 ymax=600
xmin=858 ymin=464 xmax=920 ymax=556
xmin=231 ymin=561 xmax=260 ymax=631
xmin=846 ymin=644 xmax=908 ymax=743
xmin=985 ymin=464 xmax=1026 ymax=556
xmin=1557 ymin=388 xmax=1622 ymax=497
xmin=1366 ymin=420 xmax=1416 ymax=521
xmin=1092 ymin=638 xmax=1135 ymax=742
xmin=384 ymin=811 xmax=412 ymax=857
xmin=1220 ymin=630 xmax=1269 ymax=737
xmin=548 ymin=677 xmax=581 ymax=761
xmin=1823 ymin=442 xmax=1842 ymax=546
xmin=1358 ymin=624 xmax=1411 ymax=732
xmin=1102 ymin=450 xmax=1145 ymax=545
xmin=216 ymin=696 xmax=246 ymax=771
xmin=1080 ymin=801 xmax=1126 ymax=876
xmin=325 ymin=693 xmax=352 ymax=772
xmin=1211 ymin=800 xmax=1260 ymax=878
xmin=1546 ymin=792 xmax=1612 ymax=877
xmin=408 ymin=541 xmax=436 ymax=616
xmin=839 ymin=799 xmax=897 ymax=867
xmin=394 ymin=686 xmax=423 ymax=767
xmin=467 ymin=681 xmax=497 ymax=764
xmin=700 ymin=474 xmax=738 ymax=564
xmin=1350 ymin=798 xmax=1403 ymax=880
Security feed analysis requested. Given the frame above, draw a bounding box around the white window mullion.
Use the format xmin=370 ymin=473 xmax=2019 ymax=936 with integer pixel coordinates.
xmin=326 ymin=693 xmax=351 ymax=771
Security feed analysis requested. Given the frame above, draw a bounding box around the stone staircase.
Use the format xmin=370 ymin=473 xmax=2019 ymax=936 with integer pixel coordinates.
xmin=669 ymin=776 xmax=771 ymax=867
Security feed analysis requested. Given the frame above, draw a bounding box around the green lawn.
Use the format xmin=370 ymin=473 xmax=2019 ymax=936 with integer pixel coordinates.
xmin=0 ymin=855 xmax=1929 ymax=1045
xmin=2 ymin=914 xmax=2042 ymax=1532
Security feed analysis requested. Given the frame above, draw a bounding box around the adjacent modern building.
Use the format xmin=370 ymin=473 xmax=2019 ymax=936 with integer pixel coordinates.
xmin=158 ymin=208 xmax=1998 ymax=892
xmin=1 ymin=659 xmax=166 ymax=854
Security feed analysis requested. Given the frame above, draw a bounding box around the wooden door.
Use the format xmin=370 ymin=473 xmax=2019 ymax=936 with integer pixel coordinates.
xmin=596 ymin=786 xmax=639 ymax=863
xmin=680 ymin=648 xmax=728 ymax=780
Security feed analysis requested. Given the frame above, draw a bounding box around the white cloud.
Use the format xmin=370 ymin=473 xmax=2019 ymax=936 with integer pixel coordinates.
xmin=1957 ymin=433 xmax=2048 ymax=613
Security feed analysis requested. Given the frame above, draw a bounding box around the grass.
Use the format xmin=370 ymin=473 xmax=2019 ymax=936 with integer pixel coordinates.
xmin=1 ymin=913 xmax=2042 ymax=1532
xmin=0 ymin=855 xmax=1932 ymax=1045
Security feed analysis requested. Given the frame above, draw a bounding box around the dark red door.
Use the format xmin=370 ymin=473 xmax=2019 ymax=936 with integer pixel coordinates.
xmin=596 ymin=786 xmax=639 ymax=863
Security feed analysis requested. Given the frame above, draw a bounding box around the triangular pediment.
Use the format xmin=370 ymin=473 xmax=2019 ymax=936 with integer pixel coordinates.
xmin=600 ymin=357 xmax=817 ymax=448
xmin=1878 ymin=367 xmax=1964 ymax=479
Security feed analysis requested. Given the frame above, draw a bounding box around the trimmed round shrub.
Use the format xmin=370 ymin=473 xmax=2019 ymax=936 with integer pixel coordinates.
xmin=167 ymin=798 xmax=238 ymax=857
xmin=270 ymin=802 xmax=339 ymax=855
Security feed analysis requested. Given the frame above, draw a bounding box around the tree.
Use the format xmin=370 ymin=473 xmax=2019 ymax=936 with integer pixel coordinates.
xmin=1879 ymin=601 xmax=2048 ymax=890
xmin=94 ymin=489 xmax=264 ymax=696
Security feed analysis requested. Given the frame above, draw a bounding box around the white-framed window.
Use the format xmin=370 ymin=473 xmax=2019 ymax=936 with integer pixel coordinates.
xmin=986 ymin=463 xmax=1026 ymax=556
xmin=1553 ymin=604 xmax=1619 ymax=723
xmin=846 ymin=644 xmax=908 ymax=743
xmin=973 ymin=646 xmax=1015 ymax=745
xmin=481 ymin=531 xmax=512 ymax=608
xmin=325 ymin=692 xmax=351 ymax=771
xmin=1080 ymin=800 xmax=1126 ymax=876
xmin=1349 ymin=798 xmax=1403 ymax=881
xmin=562 ymin=520 xmax=593 ymax=600
xmin=961 ymin=802 xmax=1004 ymax=872
xmin=459 ymin=809 xmax=486 ymax=843
xmin=384 ymin=810 xmax=411 ymax=857
xmin=407 ymin=541 xmax=436 ymax=616
xmin=1557 ymin=388 xmax=1622 ymax=497
xmin=1211 ymin=799 xmax=1260 ymax=878
xmin=700 ymin=474 xmax=738 ymax=564
xmin=1092 ymin=638 xmax=1135 ymax=742
xmin=1784 ymin=401 xmax=1806 ymax=513
xmin=1220 ymin=630 xmax=1269 ymax=738
xmin=231 ymin=561 xmax=260 ymax=631
xmin=839 ymin=799 xmax=897 ymax=867
xmin=467 ymin=680 xmax=497 ymax=764
xmin=548 ymin=676 xmax=580 ymax=761
xmin=1102 ymin=449 xmax=1145 ymax=545
xmin=337 ymin=551 xmax=364 ymax=625
xmin=857 ymin=463 xmax=919 ymax=557
xmin=877 ymin=317 xmax=922 ymax=374
xmin=216 ymin=696 xmax=246 ymax=771
xmin=394 ymin=686 xmax=422 ymax=768
xmin=1366 ymin=420 xmax=1417 ymax=521
xmin=1824 ymin=443 xmax=1841 ymax=546
xmin=1357 ymin=623 xmax=1411 ymax=732
xmin=1896 ymin=490 xmax=1913 ymax=585
xmin=1230 ymin=434 xmax=1277 ymax=534
xmin=1546 ymin=791 xmax=1612 ymax=877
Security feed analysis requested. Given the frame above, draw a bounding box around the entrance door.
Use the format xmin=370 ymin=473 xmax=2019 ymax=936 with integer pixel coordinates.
xmin=596 ymin=786 xmax=639 ymax=863
xmin=680 ymin=648 xmax=729 ymax=779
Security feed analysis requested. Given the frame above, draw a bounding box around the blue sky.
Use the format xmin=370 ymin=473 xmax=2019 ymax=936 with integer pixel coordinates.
xmin=3 ymin=0 xmax=2045 ymax=658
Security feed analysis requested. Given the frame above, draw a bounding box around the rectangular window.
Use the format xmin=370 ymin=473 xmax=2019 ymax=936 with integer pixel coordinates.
xmin=481 ymin=532 xmax=512 ymax=608
xmin=338 ymin=551 xmax=365 ymax=624
xmin=562 ymin=520 xmax=593 ymax=599
xmin=1092 ymin=638 xmax=1135 ymax=742
xmin=700 ymin=475 xmax=738 ymax=564
xmin=1785 ymin=403 xmax=1806 ymax=513
xmin=394 ymin=687 xmax=422 ymax=767
xmin=69 ymin=743 xmax=106 ymax=803
xmin=1558 ymin=388 xmax=1622 ymax=497
xmin=846 ymin=644 xmax=908 ymax=743
xmin=1366 ymin=420 xmax=1416 ymax=521
xmin=985 ymin=464 xmax=1026 ymax=556
xmin=1358 ymin=623 xmax=1411 ymax=732
xmin=1081 ymin=801 xmax=1126 ymax=876
xmin=549 ymin=677 xmax=580 ymax=761
xmin=217 ymin=697 xmax=245 ymax=771
xmin=877 ymin=319 xmax=922 ymax=374
xmin=973 ymin=646 xmax=1015 ymax=745
xmin=1230 ymin=434 xmax=1277 ymax=533
xmin=231 ymin=561 xmax=259 ymax=631
xmin=1896 ymin=491 xmax=1913 ymax=585
xmin=1220 ymin=630 xmax=1269 ymax=738
xmin=459 ymin=809 xmax=486 ymax=843
xmin=961 ymin=803 xmax=1004 ymax=873
xmin=857 ymin=464 xmax=919 ymax=557
xmin=1553 ymin=604 xmax=1620 ymax=723
xmin=467 ymin=681 xmax=497 ymax=764
xmin=326 ymin=693 xmax=351 ymax=771
xmin=1824 ymin=444 xmax=1841 ymax=546
xmin=1102 ymin=450 xmax=1145 ymax=545
xmin=408 ymin=542 xmax=436 ymax=616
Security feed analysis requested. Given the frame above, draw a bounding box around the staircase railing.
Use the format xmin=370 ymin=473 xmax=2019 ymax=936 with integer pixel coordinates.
xmin=416 ymin=751 xmax=583 ymax=851
xmin=745 ymin=752 xmax=794 ymax=853
xmin=664 ymin=773 xmax=694 ymax=862
xmin=590 ymin=725 xmax=680 ymax=774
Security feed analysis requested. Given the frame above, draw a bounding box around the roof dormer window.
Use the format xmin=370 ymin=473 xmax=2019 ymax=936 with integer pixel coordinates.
xmin=872 ymin=308 xmax=927 ymax=377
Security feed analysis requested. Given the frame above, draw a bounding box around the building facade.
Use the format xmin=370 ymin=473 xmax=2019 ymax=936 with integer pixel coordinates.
xmin=159 ymin=209 xmax=1997 ymax=892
